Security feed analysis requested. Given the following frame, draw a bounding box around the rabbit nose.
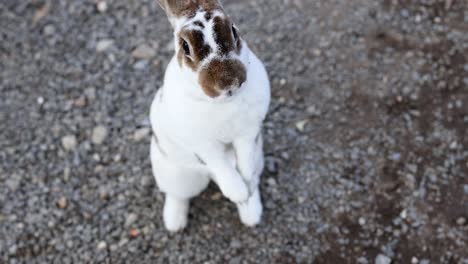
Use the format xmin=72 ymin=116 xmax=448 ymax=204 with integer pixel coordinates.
xmin=226 ymin=86 xmax=236 ymax=97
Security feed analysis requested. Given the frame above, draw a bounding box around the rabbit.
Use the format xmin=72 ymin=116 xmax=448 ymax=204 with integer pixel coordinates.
xmin=150 ymin=0 xmax=270 ymax=232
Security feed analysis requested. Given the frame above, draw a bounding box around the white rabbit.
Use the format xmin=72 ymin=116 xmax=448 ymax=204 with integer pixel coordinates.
xmin=150 ymin=0 xmax=270 ymax=232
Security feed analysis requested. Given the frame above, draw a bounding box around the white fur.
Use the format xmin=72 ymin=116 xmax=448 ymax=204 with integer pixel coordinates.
xmin=150 ymin=12 xmax=270 ymax=232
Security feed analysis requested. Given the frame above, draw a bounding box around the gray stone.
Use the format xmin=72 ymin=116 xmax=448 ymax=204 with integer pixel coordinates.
xmin=62 ymin=135 xmax=78 ymax=151
xmin=43 ymin=24 xmax=55 ymax=35
xmin=132 ymin=44 xmax=156 ymax=59
xmin=96 ymin=39 xmax=114 ymax=52
xmin=92 ymin=125 xmax=108 ymax=145
xmin=96 ymin=1 xmax=107 ymax=13
xmin=125 ymin=213 xmax=138 ymax=227
xmin=375 ymin=254 xmax=392 ymax=264
xmin=133 ymin=128 xmax=151 ymax=142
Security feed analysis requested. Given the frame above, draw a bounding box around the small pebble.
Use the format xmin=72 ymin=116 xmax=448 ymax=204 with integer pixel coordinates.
xmin=133 ymin=60 xmax=148 ymax=70
xmin=118 ymin=238 xmax=129 ymax=248
xmin=449 ymin=141 xmax=457 ymax=150
xmin=5 ymin=176 xmax=21 ymax=191
xmin=141 ymin=176 xmax=153 ymax=187
xmin=66 ymin=240 xmax=74 ymax=248
xmin=400 ymin=209 xmax=407 ymax=219
xmin=358 ymin=217 xmax=366 ymax=226
xmin=73 ymin=97 xmax=87 ymax=108
xmin=130 ymin=229 xmax=140 ymax=238
xmin=265 ymin=157 xmax=279 ymax=174
xmin=390 ymin=152 xmax=401 ymax=161
xmin=229 ymin=257 xmax=242 ymax=264
xmin=85 ymin=87 xmax=97 ymax=100
xmin=43 ymin=24 xmax=55 ymax=35
xmin=37 ymin=96 xmax=45 ymax=105
xmin=62 ymin=135 xmax=77 ymax=151
xmin=400 ymin=9 xmax=409 ymax=17
xmin=125 ymin=213 xmax=138 ymax=227
xmin=375 ymin=254 xmax=391 ymax=264
xmin=9 ymin=245 xmax=17 ymax=255
xmin=92 ymin=125 xmax=108 ymax=145
xmin=357 ymin=257 xmax=368 ymax=264
xmin=230 ymin=239 xmax=241 ymax=249
xmin=306 ymin=105 xmax=321 ymax=116
xmin=97 ymin=241 xmax=107 ymax=250
xmin=297 ymin=196 xmax=306 ymax=203
xmin=415 ymin=15 xmax=422 ymax=23
xmin=267 ymin=177 xmax=277 ymax=186
xmin=96 ymin=39 xmax=114 ymax=52
xmin=456 ymin=217 xmax=466 ymax=226
xmin=97 ymin=1 xmax=107 ymax=13
xmin=295 ymin=120 xmax=308 ymax=132
xmin=133 ymin=128 xmax=151 ymax=142
xmin=99 ymin=187 xmax=109 ymax=200
xmin=93 ymin=153 xmax=100 ymax=161
xmin=57 ymin=197 xmax=68 ymax=209
xmin=132 ymin=44 xmax=156 ymax=59
xmin=109 ymin=244 xmax=118 ymax=252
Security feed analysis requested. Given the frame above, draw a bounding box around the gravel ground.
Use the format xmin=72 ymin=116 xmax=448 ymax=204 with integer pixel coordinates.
xmin=1 ymin=0 xmax=468 ymax=263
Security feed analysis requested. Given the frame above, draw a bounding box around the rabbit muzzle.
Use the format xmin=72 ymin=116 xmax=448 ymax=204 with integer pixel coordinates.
xmin=198 ymin=58 xmax=247 ymax=98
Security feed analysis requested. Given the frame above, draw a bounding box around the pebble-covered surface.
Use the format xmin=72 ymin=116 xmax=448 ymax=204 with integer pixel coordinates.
xmin=1 ymin=0 xmax=467 ymax=263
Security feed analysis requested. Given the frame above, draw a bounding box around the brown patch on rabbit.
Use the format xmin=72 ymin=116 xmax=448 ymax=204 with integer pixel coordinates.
xmin=213 ymin=16 xmax=242 ymax=55
xmin=193 ymin=21 xmax=205 ymax=28
xmin=198 ymin=59 xmax=246 ymax=98
xmin=158 ymin=0 xmax=222 ymax=18
xmin=204 ymin=12 xmax=212 ymax=21
xmin=177 ymin=29 xmax=212 ymax=70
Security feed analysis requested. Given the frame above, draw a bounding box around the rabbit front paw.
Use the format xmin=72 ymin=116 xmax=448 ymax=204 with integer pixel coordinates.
xmin=237 ymin=188 xmax=262 ymax=227
xmin=163 ymin=196 xmax=189 ymax=232
xmin=219 ymin=176 xmax=249 ymax=203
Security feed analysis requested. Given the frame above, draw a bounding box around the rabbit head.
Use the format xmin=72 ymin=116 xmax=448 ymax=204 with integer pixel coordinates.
xmin=158 ymin=0 xmax=248 ymax=99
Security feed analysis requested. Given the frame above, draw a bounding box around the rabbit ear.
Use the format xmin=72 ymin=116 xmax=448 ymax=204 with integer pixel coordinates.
xmin=157 ymin=0 xmax=222 ymax=20
xmin=157 ymin=0 xmax=195 ymax=16
xmin=157 ymin=0 xmax=181 ymax=12
xmin=156 ymin=0 xmax=173 ymax=14
xmin=157 ymin=0 xmax=184 ymax=27
xmin=156 ymin=0 xmax=166 ymax=10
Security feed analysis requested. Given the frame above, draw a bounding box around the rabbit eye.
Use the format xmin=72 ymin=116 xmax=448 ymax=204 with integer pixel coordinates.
xmin=232 ymin=26 xmax=239 ymax=42
xmin=182 ymin=40 xmax=190 ymax=56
